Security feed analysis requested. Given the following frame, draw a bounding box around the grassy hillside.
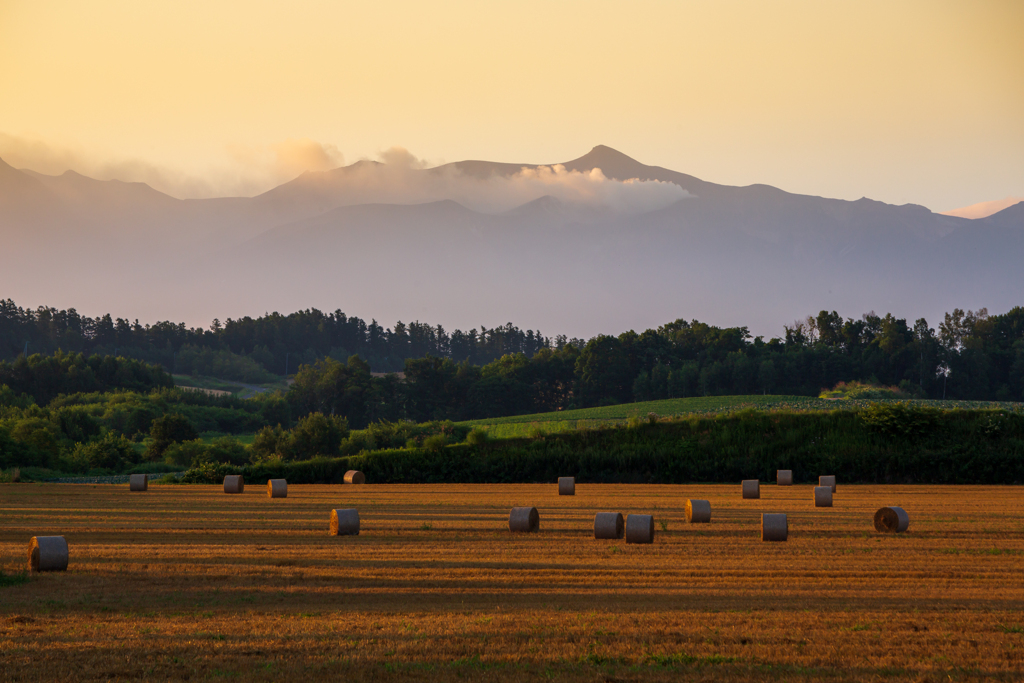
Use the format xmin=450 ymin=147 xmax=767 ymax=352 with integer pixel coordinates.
xmin=172 ymin=374 xmax=289 ymax=398
xmin=458 ymin=395 xmax=814 ymax=437
xmin=458 ymin=395 xmax=1023 ymax=439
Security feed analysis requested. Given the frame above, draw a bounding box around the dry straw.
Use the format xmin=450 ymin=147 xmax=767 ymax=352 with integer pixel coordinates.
xmin=874 ymin=506 xmax=910 ymax=533
xmin=330 ymin=508 xmax=360 ymax=535
xmin=344 ymin=470 xmax=365 ymax=485
xmin=508 ymin=506 xmax=539 ymax=533
xmin=28 ymin=536 xmax=68 ymax=572
xmin=742 ymin=479 xmax=760 ymax=499
xmin=558 ymin=477 xmax=575 ymax=496
xmin=625 ymin=514 xmax=655 ymax=544
xmin=814 ymin=486 xmax=833 ymax=507
xmin=594 ymin=512 xmax=624 ymax=539
xmin=267 ymin=479 xmax=287 ymax=498
xmin=777 ymin=470 xmax=793 ymax=486
xmin=761 ymin=513 xmax=788 ymax=541
xmin=686 ymin=499 xmax=711 ymax=523
xmin=223 ymin=475 xmax=244 ymax=494
xmin=129 ymin=474 xmax=148 ymax=492
xmin=819 ymin=475 xmax=837 ymax=493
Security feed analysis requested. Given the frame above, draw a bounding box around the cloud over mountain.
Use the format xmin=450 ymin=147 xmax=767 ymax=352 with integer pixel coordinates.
xmin=302 ymin=150 xmax=690 ymax=214
xmin=0 ymin=132 xmax=349 ymax=198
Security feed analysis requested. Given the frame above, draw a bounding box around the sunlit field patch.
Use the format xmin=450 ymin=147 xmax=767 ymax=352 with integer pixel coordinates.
xmin=2 ymin=483 xmax=1023 ymax=681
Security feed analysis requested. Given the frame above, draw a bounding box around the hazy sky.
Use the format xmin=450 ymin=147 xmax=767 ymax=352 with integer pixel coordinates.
xmin=1 ymin=0 xmax=1022 ymax=210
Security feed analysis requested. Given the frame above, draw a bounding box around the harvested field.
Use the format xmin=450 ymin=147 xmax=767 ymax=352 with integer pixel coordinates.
xmin=1 ymin=483 xmax=1024 ymax=682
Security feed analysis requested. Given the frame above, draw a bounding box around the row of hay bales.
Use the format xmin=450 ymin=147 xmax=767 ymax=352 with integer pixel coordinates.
xmin=740 ymin=471 xmax=908 ymax=538
xmin=741 ymin=475 xmax=837 ymax=508
xmin=507 ymin=500 xmax=783 ymax=543
xmin=514 ymin=475 xmax=907 ymax=543
xmin=773 ymin=470 xmax=834 ymax=488
xmin=28 ymin=470 xmax=370 ymax=571
xmin=25 ymin=472 xmax=910 ymax=573
xmin=126 ymin=470 xmax=366 ymax=497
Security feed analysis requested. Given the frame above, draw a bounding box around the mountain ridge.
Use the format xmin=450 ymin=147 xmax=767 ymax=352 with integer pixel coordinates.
xmin=0 ymin=147 xmax=1019 ymax=338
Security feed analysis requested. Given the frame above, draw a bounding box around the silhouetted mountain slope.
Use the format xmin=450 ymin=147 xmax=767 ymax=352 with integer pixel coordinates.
xmin=0 ymin=157 xmax=55 ymax=218
xmin=984 ymin=200 xmax=1024 ymax=227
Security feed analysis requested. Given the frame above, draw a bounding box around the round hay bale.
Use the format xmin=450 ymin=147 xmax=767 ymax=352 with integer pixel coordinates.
xmin=330 ymin=508 xmax=360 ymax=536
xmin=129 ymin=474 xmax=148 ymax=492
xmin=686 ymin=499 xmax=711 ymax=523
xmin=874 ymin=506 xmax=909 ymax=533
xmin=223 ymin=474 xmax=244 ymax=494
xmin=509 ymin=506 xmax=539 ymax=533
xmin=761 ymin=513 xmax=788 ymax=542
xmin=267 ymin=479 xmax=287 ymax=498
xmin=557 ymin=477 xmax=575 ymax=496
xmin=819 ymin=475 xmax=836 ymax=493
xmin=814 ymin=485 xmax=833 ymax=507
xmin=28 ymin=536 xmax=68 ymax=572
xmin=625 ymin=514 xmax=655 ymax=544
xmin=344 ymin=470 xmax=365 ymax=485
xmin=741 ymin=479 xmax=760 ymax=499
xmin=593 ymin=512 xmax=624 ymax=539
xmin=776 ymin=470 xmax=793 ymax=486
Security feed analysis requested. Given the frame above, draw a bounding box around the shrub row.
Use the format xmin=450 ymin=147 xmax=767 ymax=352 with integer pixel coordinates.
xmin=180 ymin=405 xmax=1024 ymax=485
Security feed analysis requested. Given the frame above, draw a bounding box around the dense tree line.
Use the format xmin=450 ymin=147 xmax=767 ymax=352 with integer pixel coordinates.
xmin=285 ymin=306 xmax=1024 ymax=425
xmin=2 ymin=303 xmax=1022 ymax=476
xmin=2 ymin=298 xmax=1023 ymax=431
xmin=0 ymin=299 xmax=562 ymax=376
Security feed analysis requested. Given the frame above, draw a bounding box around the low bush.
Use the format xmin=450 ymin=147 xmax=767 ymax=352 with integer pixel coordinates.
xmin=821 ymin=381 xmax=910 ymax=400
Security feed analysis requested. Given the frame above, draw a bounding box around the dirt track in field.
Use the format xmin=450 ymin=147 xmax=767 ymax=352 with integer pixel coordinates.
xmin=2 ymin=483 xmax=1023 ymax=681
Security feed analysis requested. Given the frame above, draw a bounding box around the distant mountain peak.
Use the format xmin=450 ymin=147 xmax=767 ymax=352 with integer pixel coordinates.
xmin=561 ymin=145 xmax=651 ymax=181
xmin=582 ymin=144 xmax=640 ymax=163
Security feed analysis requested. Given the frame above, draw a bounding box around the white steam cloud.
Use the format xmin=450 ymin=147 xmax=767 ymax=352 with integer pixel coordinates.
xmin=331 ymin=146 xmax=690 ymax=214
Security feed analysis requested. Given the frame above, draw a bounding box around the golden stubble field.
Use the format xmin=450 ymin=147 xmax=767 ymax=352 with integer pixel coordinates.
xmin=2 ymin=482 xmax=1023 ymax=682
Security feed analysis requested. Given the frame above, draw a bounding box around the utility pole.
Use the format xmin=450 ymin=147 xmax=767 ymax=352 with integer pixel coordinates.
xmin=284 ymin=352 xmax=290 ymax=377
xmin=23 ymin=341 xmax=28 ymax=357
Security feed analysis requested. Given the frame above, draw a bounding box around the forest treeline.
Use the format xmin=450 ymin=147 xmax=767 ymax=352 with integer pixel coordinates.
xmin=2 ymin=299 xmax=1024 ymax=413
xmin=0 ymin=299 xmax=560 ymax=375
xmin=286 ymin=305 xmax=1024 ymax=423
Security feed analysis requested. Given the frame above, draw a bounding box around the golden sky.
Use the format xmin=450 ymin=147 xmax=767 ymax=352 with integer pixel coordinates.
xmin=1 ymin=0 xmax=1021 ymax=209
